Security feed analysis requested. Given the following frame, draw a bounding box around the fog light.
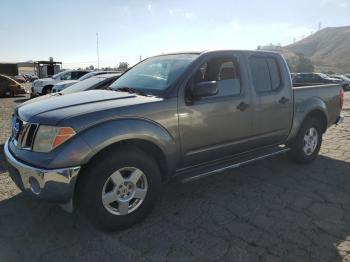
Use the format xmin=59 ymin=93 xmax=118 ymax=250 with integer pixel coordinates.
xmin=29 ymin=176 xmax=41 ymax=195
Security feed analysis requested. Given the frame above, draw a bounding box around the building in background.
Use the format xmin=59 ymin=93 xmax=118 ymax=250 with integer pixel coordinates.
xmin=0 ymin=63 xmax=18 ymax=76
xmin=34 ymin=58 xmax=62 ymax=78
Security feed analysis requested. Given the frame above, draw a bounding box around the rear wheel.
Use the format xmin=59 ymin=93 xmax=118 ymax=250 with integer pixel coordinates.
xmin=288 ymin=118 xmax=323 ymax=164
xmin=76 ymin=146 xmax=162 ymax=231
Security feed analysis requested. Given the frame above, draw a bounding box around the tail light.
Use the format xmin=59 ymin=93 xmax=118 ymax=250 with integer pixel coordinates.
xmin=340 ymin=88 xmax=344 ymax=109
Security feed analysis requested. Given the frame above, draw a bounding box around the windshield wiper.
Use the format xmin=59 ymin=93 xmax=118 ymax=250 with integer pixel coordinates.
xmin=112 ymin=87 xmax=150 ymax=96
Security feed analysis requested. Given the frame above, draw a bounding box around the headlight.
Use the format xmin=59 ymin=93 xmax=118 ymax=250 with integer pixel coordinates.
xmin=33 ymin=126 xmax=76 ymax=152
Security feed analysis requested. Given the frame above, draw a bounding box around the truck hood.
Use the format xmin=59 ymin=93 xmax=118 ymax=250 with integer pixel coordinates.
xmin=16 ymin=90 xmax=162 ymax=125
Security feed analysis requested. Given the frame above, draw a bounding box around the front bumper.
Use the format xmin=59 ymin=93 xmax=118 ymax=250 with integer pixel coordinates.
xmin=4 ymin=139 xmax=80 ymax=203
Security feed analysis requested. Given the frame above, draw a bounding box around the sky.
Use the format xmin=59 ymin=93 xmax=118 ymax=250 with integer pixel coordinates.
xmin=0 ymin=0 xmax=349 ymax=68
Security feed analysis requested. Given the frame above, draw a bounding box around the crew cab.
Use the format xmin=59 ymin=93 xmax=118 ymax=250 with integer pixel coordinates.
xmin=5 ymin=50 xmax=344 ymax=231
xmin=31 ymin=70 xmax=90 ymax=96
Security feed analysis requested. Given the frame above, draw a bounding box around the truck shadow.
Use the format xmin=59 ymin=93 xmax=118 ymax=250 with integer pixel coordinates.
xmin=0 ymin=153 xmax=350 ymax=261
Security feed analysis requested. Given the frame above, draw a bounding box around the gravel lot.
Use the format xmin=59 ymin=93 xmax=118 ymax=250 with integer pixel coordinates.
xmin=0 ymin=92 xmax=350 ymax=262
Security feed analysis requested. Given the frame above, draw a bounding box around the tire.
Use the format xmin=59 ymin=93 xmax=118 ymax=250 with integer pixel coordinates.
xmin=41 ymin=86 xmax=52 ymax=95
xmin=76 ymin=146 xmax=162 ymax=231
xmin=288 ymin=117 xmax=323 ymax=164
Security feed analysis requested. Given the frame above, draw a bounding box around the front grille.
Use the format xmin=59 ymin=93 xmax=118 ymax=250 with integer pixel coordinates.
xmin=11 ymin=117 xmax=38 ymax=150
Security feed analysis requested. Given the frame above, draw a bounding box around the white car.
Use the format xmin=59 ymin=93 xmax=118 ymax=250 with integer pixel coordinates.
xmin=31 ymin=70 xmax=90 ymax=96
xmin=51 ymin=71 xmax=121 ymax=93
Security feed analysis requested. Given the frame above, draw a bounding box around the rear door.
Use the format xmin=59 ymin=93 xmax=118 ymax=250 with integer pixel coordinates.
xmin=248 ymin=54 xmax=293 ymax=147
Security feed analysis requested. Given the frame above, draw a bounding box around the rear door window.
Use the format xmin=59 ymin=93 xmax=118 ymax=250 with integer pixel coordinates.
xmin=249 ymin=57 xmax=271 ymax=92
xmin=266 ymin=58 xmax=281 ymax=90
xmin=249 ymin=56 xmax=282 ymax=93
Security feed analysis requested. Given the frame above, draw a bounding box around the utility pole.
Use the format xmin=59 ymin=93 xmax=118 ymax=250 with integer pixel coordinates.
xmin=96 ymin=32 xmax=100 ymax=69
xmin=139 ymin=55 xmax=142 ymax=62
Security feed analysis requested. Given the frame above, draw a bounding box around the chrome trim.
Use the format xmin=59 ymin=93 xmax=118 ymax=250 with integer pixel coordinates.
xmin=181 ymin=147 xmax=290 ymax=183
xmin=11 ymin=117 xmax=38 ymax=150
xmin=4 ymin=139 xmax=81 ymax=203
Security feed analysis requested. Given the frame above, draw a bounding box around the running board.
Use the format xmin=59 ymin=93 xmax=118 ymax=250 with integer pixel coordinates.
xmin=177 ymin=146 xmax=290 ymax=183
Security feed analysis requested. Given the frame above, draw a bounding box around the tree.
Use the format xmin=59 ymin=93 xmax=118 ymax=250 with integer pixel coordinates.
xmin=117 ymin=62 xmax=129 ymax=71
xmin=286 ymin=53 xmax=314 ymax=73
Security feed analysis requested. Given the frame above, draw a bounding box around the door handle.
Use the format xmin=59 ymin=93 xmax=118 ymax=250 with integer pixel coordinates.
xmin=279 ymin=97 xmax=289 ymax=104
xmin=237 ymin=102 xmax=250 ymax=111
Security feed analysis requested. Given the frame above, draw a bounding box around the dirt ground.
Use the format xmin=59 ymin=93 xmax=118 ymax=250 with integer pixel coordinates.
xmin=0 ymin=92 xmax=350 ymax=262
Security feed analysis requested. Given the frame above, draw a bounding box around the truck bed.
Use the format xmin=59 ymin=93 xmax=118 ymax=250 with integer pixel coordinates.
xmin=293 ymin=84 xmax=342 ymax=129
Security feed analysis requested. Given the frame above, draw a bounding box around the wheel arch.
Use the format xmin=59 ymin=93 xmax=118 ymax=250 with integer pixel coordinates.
xmin=287 ymin=97 xmax=329 ymax=142
xmin=77 ymin=118 xmax=179 ymax=181
xmin=80 ymin=138 xmax=170 ymax=182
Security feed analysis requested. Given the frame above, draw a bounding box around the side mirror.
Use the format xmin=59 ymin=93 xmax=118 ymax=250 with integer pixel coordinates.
xmin=191 ymin=81 xmax=218 ymax=98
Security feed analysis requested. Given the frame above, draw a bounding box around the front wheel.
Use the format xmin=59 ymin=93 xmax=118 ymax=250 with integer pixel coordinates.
xmin=288 ymin=118 xmax=323 ymax=164
xmin=76 ymin=146 xmax=162 ymax=231
xmin=41 ymin=86 xmax=52 ymax=95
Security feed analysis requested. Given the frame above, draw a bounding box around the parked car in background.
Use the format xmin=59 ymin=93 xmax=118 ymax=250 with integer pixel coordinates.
xmin=292 ymin=73 xmax=341 ymax=87
xmin=51 ymin=73 xmax=121 ymax=94
xmin=330 ymin=75 xmax=350 ymax=90
xmin=23 ymin=74 xmax=39 ymax=82
xmin=51 ymin=71 xmax=120 ymax=93
xmin=0 ymin=74 xmax=26 ymax=97
xmin=5 ymin=50 xmax=344 ymax=230
xmin=12 ymin=75 xmax=27 ymax=83
xmin=78 ymin=70 xmax=122 ymax=81
xmin=31 ymin=70 xmax=90 ymax=97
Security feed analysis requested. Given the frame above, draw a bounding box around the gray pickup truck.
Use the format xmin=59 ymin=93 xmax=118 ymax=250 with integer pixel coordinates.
xmin=5 ymin=50 xmax=344 ymax=230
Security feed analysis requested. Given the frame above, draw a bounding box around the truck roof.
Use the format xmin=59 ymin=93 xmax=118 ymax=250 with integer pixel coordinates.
xmin=153 ymin=50 xmax=281 ymax=57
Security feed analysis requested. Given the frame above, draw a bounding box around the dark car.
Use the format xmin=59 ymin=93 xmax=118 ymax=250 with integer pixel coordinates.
xmin=330 ymin=75 xmax=350 ymax=90
xmin=23 ymin=74 xmax=39 ymax=82
xmin=292 ymin=73 xmax=341 ymax=87
xmin=53 ymin=73 xmax=121 ymax=94
xmin=0 ymin=74 xmax=26 ymax=97
xmin=12 ymin=75 xmax=27 ymax=83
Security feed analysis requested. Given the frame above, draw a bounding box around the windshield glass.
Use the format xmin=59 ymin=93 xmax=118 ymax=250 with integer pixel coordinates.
xmin=110 ymin=54 xmax=198 ymax=95
xmin=52 ymin=71 xmax=67 ymax=79
xmin=61 ymin=77 xmax=105 ymax=94
xmin=79 ymin=71 xmax=97 ymax=81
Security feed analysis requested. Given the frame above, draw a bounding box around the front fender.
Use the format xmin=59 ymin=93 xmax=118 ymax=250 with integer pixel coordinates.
xmin=287 ymin=97 xmax=329 ymax=141
xmin=79 ymin=118 xmax=178 ymax=172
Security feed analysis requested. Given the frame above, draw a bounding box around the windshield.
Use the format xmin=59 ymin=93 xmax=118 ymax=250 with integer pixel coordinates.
xmin=52 ymin=71 xmax=67 ymax=79
xmin=61 ymin=77 xmax=105 ymax=94
xmin=110 ymin=54 xmax=198 ymax=95
xmin=79 ymin=71 xmax=97 ymax=81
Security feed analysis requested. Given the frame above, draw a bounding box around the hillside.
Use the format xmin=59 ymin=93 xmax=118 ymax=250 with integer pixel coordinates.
xmin=284 ymin=26 xmax=350 ymax=73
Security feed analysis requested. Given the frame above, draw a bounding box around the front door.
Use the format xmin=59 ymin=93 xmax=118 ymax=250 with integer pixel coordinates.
xmin=178 ymin=53 xmax=254 ymax=167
